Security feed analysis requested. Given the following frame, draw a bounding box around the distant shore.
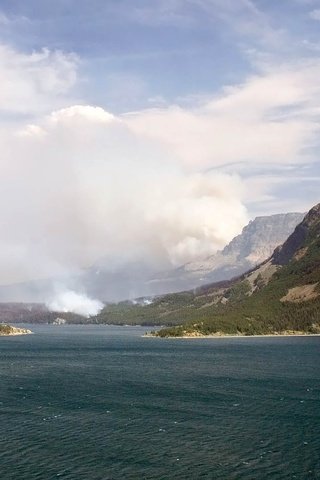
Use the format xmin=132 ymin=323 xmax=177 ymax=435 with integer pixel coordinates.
xmin=144 ymin=331 xmax=320 ymax=339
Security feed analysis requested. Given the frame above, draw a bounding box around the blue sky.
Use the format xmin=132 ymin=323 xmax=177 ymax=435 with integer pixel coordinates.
xmin=1 ymin=0 xmax=320 ymax=115
xmin=0 ymin=0 xmax=255 ymax=109
xmin=0 ymin=0 xmax=320 ymax=281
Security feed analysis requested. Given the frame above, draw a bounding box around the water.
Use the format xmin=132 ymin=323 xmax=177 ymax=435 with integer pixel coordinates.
xmin=0 ymin=325 xmax=319 ymax=480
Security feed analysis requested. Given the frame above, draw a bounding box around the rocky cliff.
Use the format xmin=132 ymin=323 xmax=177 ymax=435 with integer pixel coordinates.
xmin=151 ymin=203 xmax=320 ymax=336
xmin=149 ymin=212 xmax=305 ymax=292
xmin=97 ymin=204 xmax=320 ymax=336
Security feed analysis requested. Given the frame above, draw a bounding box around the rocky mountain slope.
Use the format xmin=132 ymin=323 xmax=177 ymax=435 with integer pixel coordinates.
xmin=96 ymin=204 xmax=320 ymax=336
xmin=148 ymin=212 xmax=304 ymax=293
xmin=81 ymin=212 xmax=304 ymax=301
xmin=0 ymin=212 xmax=304 ymax=304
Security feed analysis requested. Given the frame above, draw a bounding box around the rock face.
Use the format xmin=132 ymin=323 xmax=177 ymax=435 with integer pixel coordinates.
xmin=53 ymin=317 xmax=66 ymax=325
xmin=0 ymin=324 xmax=32 ymax=335
xmin=272 ymin=205 xmax=320 ymax=265
xmin=82 ymin=212 xmax=304 ymax=299
xmin=222 ymin=213 xmax=306 ymax=264
xmin=149 ymin=212 xmax=305 ymax=292
xmin=143 ymin=203 xmax=320 ymax=337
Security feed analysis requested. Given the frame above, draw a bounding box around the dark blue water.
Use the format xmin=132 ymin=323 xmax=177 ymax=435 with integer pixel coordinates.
xmin=0 ymin=325 xmax=319 ymax=479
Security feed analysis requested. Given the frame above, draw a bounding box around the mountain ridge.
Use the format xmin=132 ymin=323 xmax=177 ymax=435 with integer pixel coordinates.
xmin=149 ymin=212 xmax=305 ymax=293
xmin=0 ymin=211 xmax=304 ymax=303
xmin=96 ymin=203 xmax=320 ymax=336
xmin=153 ymin=203 xmax=320 ymax=336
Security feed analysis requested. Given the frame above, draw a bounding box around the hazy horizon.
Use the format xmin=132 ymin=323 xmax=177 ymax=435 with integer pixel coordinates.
xmin=0 ymin=1 xmax=319 ymax=311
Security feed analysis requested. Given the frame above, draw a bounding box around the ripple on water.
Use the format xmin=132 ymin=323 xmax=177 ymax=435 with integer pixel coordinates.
xmin=0 ymin=325 xmax=319 ymax=479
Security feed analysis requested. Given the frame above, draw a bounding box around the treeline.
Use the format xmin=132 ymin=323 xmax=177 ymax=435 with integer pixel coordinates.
xmin=154 ymin=239 xmax=320 ymax=336
xmin=0 ymin=303 xmax=85 ymax=324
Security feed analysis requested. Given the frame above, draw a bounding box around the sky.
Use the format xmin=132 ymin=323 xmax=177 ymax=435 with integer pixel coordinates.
xmin=0 ymin=0 xmax=320 ymax=286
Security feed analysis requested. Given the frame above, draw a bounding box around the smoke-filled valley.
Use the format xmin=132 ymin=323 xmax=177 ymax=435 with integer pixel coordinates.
xmin=0 ymin=4 xmax=320 ymax=317
xmin=0 ymin=106 xmax=250 ymax=311
xmin=0 ymin=210 xmax=305 ymax=320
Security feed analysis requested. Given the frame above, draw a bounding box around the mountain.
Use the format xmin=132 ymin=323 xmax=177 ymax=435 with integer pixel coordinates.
xmin=81 ymin=212 xmax=304 ymax=301
xmin=0 ymin=212 xmax=304 ymax=304
xmin=148 ymin=212 xmax=305 ymax=293
xmin=96 ymin=204 xmax=320 ymax=336
xmin=81 ymin=261 xmax=162 ymax=302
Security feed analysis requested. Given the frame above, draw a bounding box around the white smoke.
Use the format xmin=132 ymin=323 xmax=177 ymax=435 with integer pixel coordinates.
xmin=47 ymin=290 xmax=104 ymax=317
xmin=0 ymin=105 xmax=248 ymax=286
xmin=1 ymin=41 xmax=320 ymax=295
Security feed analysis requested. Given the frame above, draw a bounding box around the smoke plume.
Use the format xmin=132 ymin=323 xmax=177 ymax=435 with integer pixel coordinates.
xmin=0 ymin=105 xmax=248 ymax=291
xmin=47 ymin=289 xmax=104 ymax=317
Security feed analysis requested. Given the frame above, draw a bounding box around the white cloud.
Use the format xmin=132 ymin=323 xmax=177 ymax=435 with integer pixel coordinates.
xmin=189 ymin=0 xmax=286 ymax=48
xmin=309 ymin=8 xmax=320 ymax=19
xmin=49 ymin=105 xmax=115 ymax=124
xmin=0 ymin=44 xmax=78 ymax=117
xmin=0 ymin=12 xmax=10 ymax=25
xmin=0 ymin=10 xmax=29 ymax=26
xmin=124 ymin=62 xmax=320 ymax=169
xmin=0 ymin=41 xmax=319 ymax=287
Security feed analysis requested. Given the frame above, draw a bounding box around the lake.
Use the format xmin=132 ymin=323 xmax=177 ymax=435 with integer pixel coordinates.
xmin=0 ymin=325 xmax=319 ymax=479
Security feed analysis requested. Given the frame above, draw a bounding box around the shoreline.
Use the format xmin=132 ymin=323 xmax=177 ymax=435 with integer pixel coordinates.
xmin=0 ymin=332 xmax=33 ymax=337
xmin=144 ymin=332 xmax=320 ymax=339
xmin=0 ymin=326 xmax=33 ymax=337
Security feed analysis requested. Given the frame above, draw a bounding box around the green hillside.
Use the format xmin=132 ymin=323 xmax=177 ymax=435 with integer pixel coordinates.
xmin=96 ymin=203 xmax=320 ymax=336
